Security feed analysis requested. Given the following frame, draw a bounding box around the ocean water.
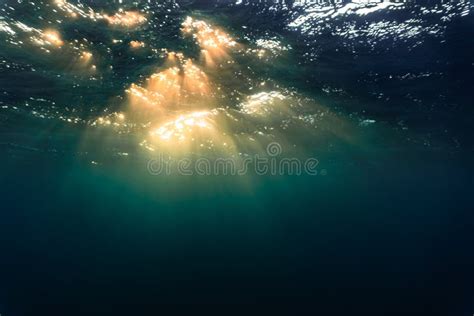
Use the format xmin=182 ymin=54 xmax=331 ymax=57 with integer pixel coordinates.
xmin=0 ymin=1 xmax=473 ymax=315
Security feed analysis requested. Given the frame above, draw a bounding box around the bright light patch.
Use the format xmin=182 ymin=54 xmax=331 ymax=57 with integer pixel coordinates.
xmin=31 ymin=29 xmax=64 ymax=48
xmin=43 ymin=30 xmax=64 ymax=46
xmin=130 ymin=40 xmax=145 ymax=48
xmin=127 ymin=59 xmax=211 ymax=109
xmin=104 ymin=11 xmax=147 ymax=27
xmin=80 ymin=51 xmax=93 ymax=60
xmin=239 ymin=91 xmax=287 ymax=115
xmin=150 ymin=111 xmax=215 ymax=142
xmin=182 ymin=17 xmax=237 ymax=66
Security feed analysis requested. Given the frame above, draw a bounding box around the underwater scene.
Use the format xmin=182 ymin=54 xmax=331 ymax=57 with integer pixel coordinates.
xmin=0 ymin=0 xmax=473 ymax=314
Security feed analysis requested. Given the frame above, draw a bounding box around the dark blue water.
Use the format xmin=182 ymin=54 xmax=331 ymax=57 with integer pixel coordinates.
xmin=1 ymin=1 xmax=473 ymax=315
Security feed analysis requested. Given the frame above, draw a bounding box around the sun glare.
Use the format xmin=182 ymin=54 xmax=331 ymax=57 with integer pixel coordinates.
xmin=182 ymin=17 xmax=238 ymax=66
xmin=42 ymin=30 xmax=64 ymax=47
xmin=104 ymin=11 xmax=147 ymax=27
xmin=127 ymin=57 xmax=211 ymax=110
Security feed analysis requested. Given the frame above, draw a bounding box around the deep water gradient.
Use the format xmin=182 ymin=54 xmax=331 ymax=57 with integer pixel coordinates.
xmin=0 ymin=1 xmax=473 ymax=315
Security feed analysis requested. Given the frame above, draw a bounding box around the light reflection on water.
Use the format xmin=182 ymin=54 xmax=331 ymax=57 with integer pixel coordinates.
xmin=0 ymin=1 xmax=379 ymax=165
xmin=0 ymin=3 xmax=472 ymax=314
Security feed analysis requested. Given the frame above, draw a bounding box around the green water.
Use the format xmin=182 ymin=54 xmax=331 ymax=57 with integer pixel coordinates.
xmin=0 ymin=1 xmax=473 ymax=314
